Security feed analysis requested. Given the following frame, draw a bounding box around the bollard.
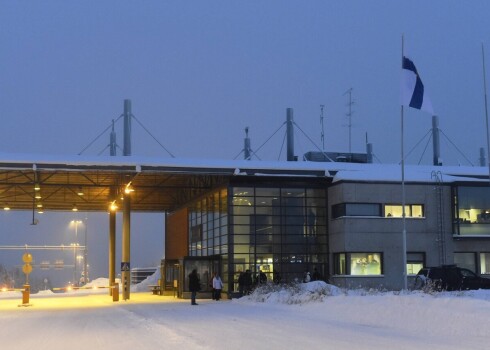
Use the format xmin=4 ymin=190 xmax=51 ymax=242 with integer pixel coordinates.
xmin=112 ymin=283 xmax=119 ymax=302
xmin=22 ymin=284 xmax=30 ymax=305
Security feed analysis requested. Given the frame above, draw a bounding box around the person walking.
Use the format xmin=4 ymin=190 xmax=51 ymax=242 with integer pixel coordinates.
xmin=188 ymin=269 xmax=200 ymax=305
xmin=212 ymin=272 xmax=224 ymax=301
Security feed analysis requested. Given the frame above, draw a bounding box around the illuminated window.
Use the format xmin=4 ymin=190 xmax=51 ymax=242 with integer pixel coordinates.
xmin=384 ymin=204 xmax=424 ymax=218
xmin=334 ymin=253 xmax=382 ymax=276
xmin=407 ymin=252 xmax=425 ymax=275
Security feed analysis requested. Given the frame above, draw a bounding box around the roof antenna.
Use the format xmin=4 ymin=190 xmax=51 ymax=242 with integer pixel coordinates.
xmin=244 ymin=127 xmax=252 ymax=160
xmin=343 ymin=88 xmax=354 ymax=153
xmin=320 ymin=105 xmax=325 ymax=152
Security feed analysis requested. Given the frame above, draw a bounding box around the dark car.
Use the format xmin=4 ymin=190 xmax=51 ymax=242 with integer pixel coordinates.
xmin=414 ymin=265 xmax=490 ymax=291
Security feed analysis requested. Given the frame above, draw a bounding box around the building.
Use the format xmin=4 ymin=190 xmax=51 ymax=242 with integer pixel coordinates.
xmin=163 ymin=161 xmax=490 ymax=296
xmin=1 ymin=152 xmax=489 ymax=298
xmin=131 ymin=267 xmax=157 ymax=285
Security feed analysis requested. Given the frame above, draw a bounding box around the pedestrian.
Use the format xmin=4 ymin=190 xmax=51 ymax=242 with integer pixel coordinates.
xmin=312 ymin=268 xmax=321 ymax=281
xmin=212 ymin=272 xmax=223 ymax=300
xmin=188 ymin=269 xmax=200 ymax=305
xmin=238 ymin=271 xmax=245 ymax=296
xmin=258 ymin=270 xmax=267 ymax=284
xmin=243 ymin=269 xmax=253 ymax=294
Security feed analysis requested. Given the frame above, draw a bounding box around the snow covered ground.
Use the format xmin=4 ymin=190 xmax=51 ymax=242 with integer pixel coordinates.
xmin=1 ymin=278 xmax=490 ymax=350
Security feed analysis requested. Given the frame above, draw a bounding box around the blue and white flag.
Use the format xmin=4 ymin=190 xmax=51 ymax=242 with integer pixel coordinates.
xmin=401 ymin=56 xmax=433 ymax=114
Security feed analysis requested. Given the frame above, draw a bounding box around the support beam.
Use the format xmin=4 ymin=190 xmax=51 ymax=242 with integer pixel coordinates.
xmin=286 ymin=108 xmax=295 ymax=161
xmin=121 ymin=194 xmax=131 ymax=300
xmin=109 ymin=210 xmax=116 ymax=296
xmin=123 ymin=99 xmax=132 ymax=156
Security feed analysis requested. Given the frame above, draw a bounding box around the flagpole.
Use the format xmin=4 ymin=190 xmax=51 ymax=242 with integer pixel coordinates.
xmin=401 ymin=35 xmax=408 ymax=290
xmin=482 ymin=44 xmax=490 ymax=183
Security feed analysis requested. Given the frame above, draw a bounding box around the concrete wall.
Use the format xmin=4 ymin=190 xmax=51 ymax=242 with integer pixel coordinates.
xmin=328 ymin=181 xmax=454 ymax=290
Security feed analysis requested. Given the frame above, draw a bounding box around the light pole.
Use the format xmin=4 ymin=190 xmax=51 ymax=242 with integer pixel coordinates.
xmin=71 ymin=220 xmax=82 ymax=286
xmin=83 ymin=217 xmax=88 ymax=284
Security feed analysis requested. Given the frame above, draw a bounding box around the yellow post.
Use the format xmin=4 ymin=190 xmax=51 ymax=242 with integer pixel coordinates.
xmin=109 ymin=210 xmax=116 ymax=296
xmin=112 ymin=283 xmax=119 ymax=302
xmin=121 ymin=193 xmax=131 ymax=300
xmin=22 ymin=284 xmax=30 ymax=305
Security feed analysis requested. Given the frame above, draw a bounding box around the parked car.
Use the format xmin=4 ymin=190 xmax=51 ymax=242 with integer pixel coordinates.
xmin=414 ymin=265 xmax=490 ymax=291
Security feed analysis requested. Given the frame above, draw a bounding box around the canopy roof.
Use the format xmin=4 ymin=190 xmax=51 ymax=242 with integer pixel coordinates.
xmin=0 ymin=152 xmax=487 ymax=212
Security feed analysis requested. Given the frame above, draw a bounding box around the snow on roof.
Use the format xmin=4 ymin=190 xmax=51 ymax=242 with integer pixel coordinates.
xmin=0 ymin=151 xmax=487 ymax=184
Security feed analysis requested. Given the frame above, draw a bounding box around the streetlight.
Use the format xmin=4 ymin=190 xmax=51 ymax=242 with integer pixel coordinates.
xmin=70 ymin=220 xmax=83 ymax=286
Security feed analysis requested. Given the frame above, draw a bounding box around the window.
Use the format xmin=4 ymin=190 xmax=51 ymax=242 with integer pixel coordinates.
xmin=407 ymin=252 xmax=425 ymax=275
xmin=190 ymin=224 xmax=202 ymax=243
xmin=334 ymin=253 xmax=382 ymax=276
xmin=453 ymin=186 xmax=490 ymax=235
xmin=332 ymin=203 xmax=381 ymax=218
xmin=188 ymin=188 xmax=228 ymax=257
xmin=384 ymin=204 xmax=424 ymax=218
xmin=454 ymin=252 xmax=476 ymax=272
xmin=480 ymin=253 xmax=490 ymax=275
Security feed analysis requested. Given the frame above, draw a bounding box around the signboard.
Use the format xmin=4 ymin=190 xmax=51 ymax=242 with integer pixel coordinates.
xmin=54 ymin=260 xmax=64 ymax=269
xmin=121 ymin=262 xmax=130 ymax=271
xmin=40 ymin=261 xmax=50 ymax=270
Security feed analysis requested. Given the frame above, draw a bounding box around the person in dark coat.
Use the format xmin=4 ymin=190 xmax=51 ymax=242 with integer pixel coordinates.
xmin=312 ymin=268 xmax=322 ymax=281
xmin=243 ymin=270 xmax=253 ymax=294
xmin=258 ymin=271 xmax=267 ymax=284
xmin=188 ymin=269 xmax=200 ymax=305
xmin=238 ymin=271 xmax=245 ymax=296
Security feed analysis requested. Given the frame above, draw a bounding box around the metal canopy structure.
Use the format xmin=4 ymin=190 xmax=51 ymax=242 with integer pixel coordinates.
xmin=0 ymin=154 xmax=331 ymax=213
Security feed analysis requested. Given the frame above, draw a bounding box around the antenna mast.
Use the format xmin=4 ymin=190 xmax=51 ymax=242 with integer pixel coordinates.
xmin=343 ymin=88 xmax=354 ymax=153
xmin=320 ymin=105 xmax=325 ymax=151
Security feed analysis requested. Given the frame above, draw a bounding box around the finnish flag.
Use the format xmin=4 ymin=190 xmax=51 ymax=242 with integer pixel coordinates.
xmin=401 ymin=56 xmax=434 ymax=114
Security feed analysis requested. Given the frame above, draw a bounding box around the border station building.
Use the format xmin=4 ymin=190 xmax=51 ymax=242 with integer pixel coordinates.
xmin=2 ymin=154 xmax=490 ymax=298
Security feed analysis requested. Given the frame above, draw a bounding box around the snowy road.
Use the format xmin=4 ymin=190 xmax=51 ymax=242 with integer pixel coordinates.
xmin=1 ymin=289 xmax=489 ymax=350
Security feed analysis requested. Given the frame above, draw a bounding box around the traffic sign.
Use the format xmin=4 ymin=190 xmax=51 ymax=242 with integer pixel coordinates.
xmin=121 ymin=262 xmax=130 ymax=271
xmin=22 ymin=253 xmax=33 ymax=263
xmin=22 ymin=264 xmax=32 ymax=275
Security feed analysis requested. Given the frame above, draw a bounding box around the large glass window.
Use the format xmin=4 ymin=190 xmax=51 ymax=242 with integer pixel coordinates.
xmin=334 ymin=253 xmax=382 ymax=276
xmin=230 ymin=185 xmax=327 ymax=285
xmin=189 ymin=188 xmax=228 ymax=257
xmin=454 ymin=186 xmax=490 ymax=236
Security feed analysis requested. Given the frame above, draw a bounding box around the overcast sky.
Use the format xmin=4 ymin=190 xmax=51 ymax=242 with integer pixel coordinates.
xmin=1 ymin=1 xmax=490 ymax=284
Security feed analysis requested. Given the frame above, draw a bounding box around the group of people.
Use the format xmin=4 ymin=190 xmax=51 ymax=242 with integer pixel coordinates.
xmin=188 ymin=267 xmax=324 ymax=305
xmin=237 ymin=269 xmax=267 ymax=296
xmin=188 ymin=269 xmax=224 ymax=305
